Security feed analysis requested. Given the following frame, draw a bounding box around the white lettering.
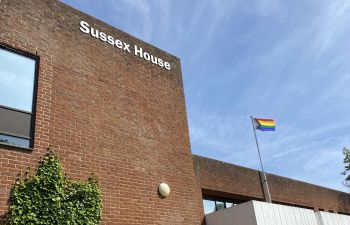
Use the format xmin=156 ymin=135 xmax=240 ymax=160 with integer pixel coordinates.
xmin=134 ymin=45 xmax=143 ymax=58
xmin=150 ymin=55 xmax=158 ymax=65
xmin=157 ymin=58 xmax=164 ymax=67
xmin=90 ymin=28 xmax=99 ymax=38
xmin=123 ymin=43 xmax=131 ymax=52
xmin=79 ymin=21 xmax=90 ymax=34
xmin=107 ymin=35 xmax=114 ymax=45
xmin=144 ymin=52 xmax=150 ymax=61
xmin=164 ymin=62 xmax=171 ymax=70
xmin=79 ymin=21 xmax=171 ymax=71
xmin=115 ymin=39 xmax=123 ymax=49
xmin=99 ymin=32 xmax=107 ymax=42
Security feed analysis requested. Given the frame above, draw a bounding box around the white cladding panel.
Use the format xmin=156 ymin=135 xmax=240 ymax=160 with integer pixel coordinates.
xmin=205 ymin=201 xmax=350 ymax=225
xmin=252 ymin=201 xmax=318 ymax=225
xmin=316 ymin=211 xmax=350 ymax=225
xmin=205 ymin=201 xmax=257 ymax=225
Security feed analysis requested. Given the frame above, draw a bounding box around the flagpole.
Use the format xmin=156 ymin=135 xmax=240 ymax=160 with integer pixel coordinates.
xmin=250 ymin=116 xmax=272 ymax=203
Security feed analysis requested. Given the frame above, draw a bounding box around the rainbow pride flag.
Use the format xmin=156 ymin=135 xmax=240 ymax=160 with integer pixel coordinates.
xmin=255 ymin=118 xmax=275 ymax=131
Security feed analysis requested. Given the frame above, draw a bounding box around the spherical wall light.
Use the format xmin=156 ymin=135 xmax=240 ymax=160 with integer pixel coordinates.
xmin=158 ymin=183 xmax=171 ymax=197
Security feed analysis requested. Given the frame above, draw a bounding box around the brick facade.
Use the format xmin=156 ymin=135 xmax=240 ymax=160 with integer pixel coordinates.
xmin=194 ymin=155 xmax=350 ymax=214
xmin=0 ymin=1 xmax=204 ymax=224
xmin=0 ymin=1 xmax=349 ymax=225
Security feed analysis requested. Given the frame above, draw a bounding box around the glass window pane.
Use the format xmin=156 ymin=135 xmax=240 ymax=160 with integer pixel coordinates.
xmin=215 ymin=201 xmax=225 ymax=211
xmin=0 ymin=48 xmax=36 ymax=112
xmin=0 ymin=133 xmax=30 ymax=148
xmin=203 ymin=200 xmax=216 ymax=215
xmin=226 ymin=202 xmax=234 ymax=208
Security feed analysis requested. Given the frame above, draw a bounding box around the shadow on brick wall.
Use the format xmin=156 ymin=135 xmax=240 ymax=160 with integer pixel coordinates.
xmin=338 ymin=192 xmax=350 ymax=213
xmin=0 ymin=212 xmax=8 ymax=225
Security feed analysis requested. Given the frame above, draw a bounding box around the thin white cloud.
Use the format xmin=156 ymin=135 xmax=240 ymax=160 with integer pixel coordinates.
xmin=239 ymin=0 xmax=281 ymax=16
xmin=255 ymin=0 xmax=281 ymax=16
xmin=110 ymin=0 xmax=153 ymax=41
xmin=312 ymin=0 xmax=350 ymax=58
xmin=186 ymin=0 xmax=237 ymax=63
xmin=189 ymin=113 xmax=249 ymax=151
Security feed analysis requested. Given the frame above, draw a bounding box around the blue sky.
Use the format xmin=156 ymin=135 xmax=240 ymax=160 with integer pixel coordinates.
xmin=0 ymin=49 xmax=35 ymax=112
xmin=61 ymin=0 xmax=350 ymax=192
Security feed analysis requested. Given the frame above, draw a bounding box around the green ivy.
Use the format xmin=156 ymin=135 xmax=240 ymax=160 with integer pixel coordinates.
xmin=7 ymin=148 xmax=102 ymax=225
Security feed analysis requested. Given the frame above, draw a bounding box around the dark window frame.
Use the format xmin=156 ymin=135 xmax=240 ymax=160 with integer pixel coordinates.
xmin=0 ymin=43 xmax=40 ymax=149
xmin=203 ymin=195 xmax=246 ymax=214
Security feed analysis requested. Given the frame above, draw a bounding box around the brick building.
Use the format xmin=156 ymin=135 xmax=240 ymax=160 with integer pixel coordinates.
xmin=0 ymin=1 xmax=349 ymax=224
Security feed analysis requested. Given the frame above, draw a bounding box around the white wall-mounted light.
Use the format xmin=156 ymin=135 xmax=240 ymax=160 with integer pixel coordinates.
xmin=158 ymin=183 xmax=171 ymax=197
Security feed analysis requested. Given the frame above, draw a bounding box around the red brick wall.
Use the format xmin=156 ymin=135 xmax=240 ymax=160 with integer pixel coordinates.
xmin=0 ymin=1 xmax=204 ymax=224
xmin=194 ymin=155 xmax=350 ymax=214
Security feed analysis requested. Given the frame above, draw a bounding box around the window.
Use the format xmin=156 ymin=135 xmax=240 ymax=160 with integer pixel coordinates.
xmin=0 ymin=45 xmax=38 ymax=148
xmin=215 ymin=201 xmax=225 ymax=211
xmin=226 ymin=202 xmax=234 ymax=208
xmin=203 ymin=197 xmax=241 ymax=214
xmin=203 ymin=199 xmax=216 ymax=214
